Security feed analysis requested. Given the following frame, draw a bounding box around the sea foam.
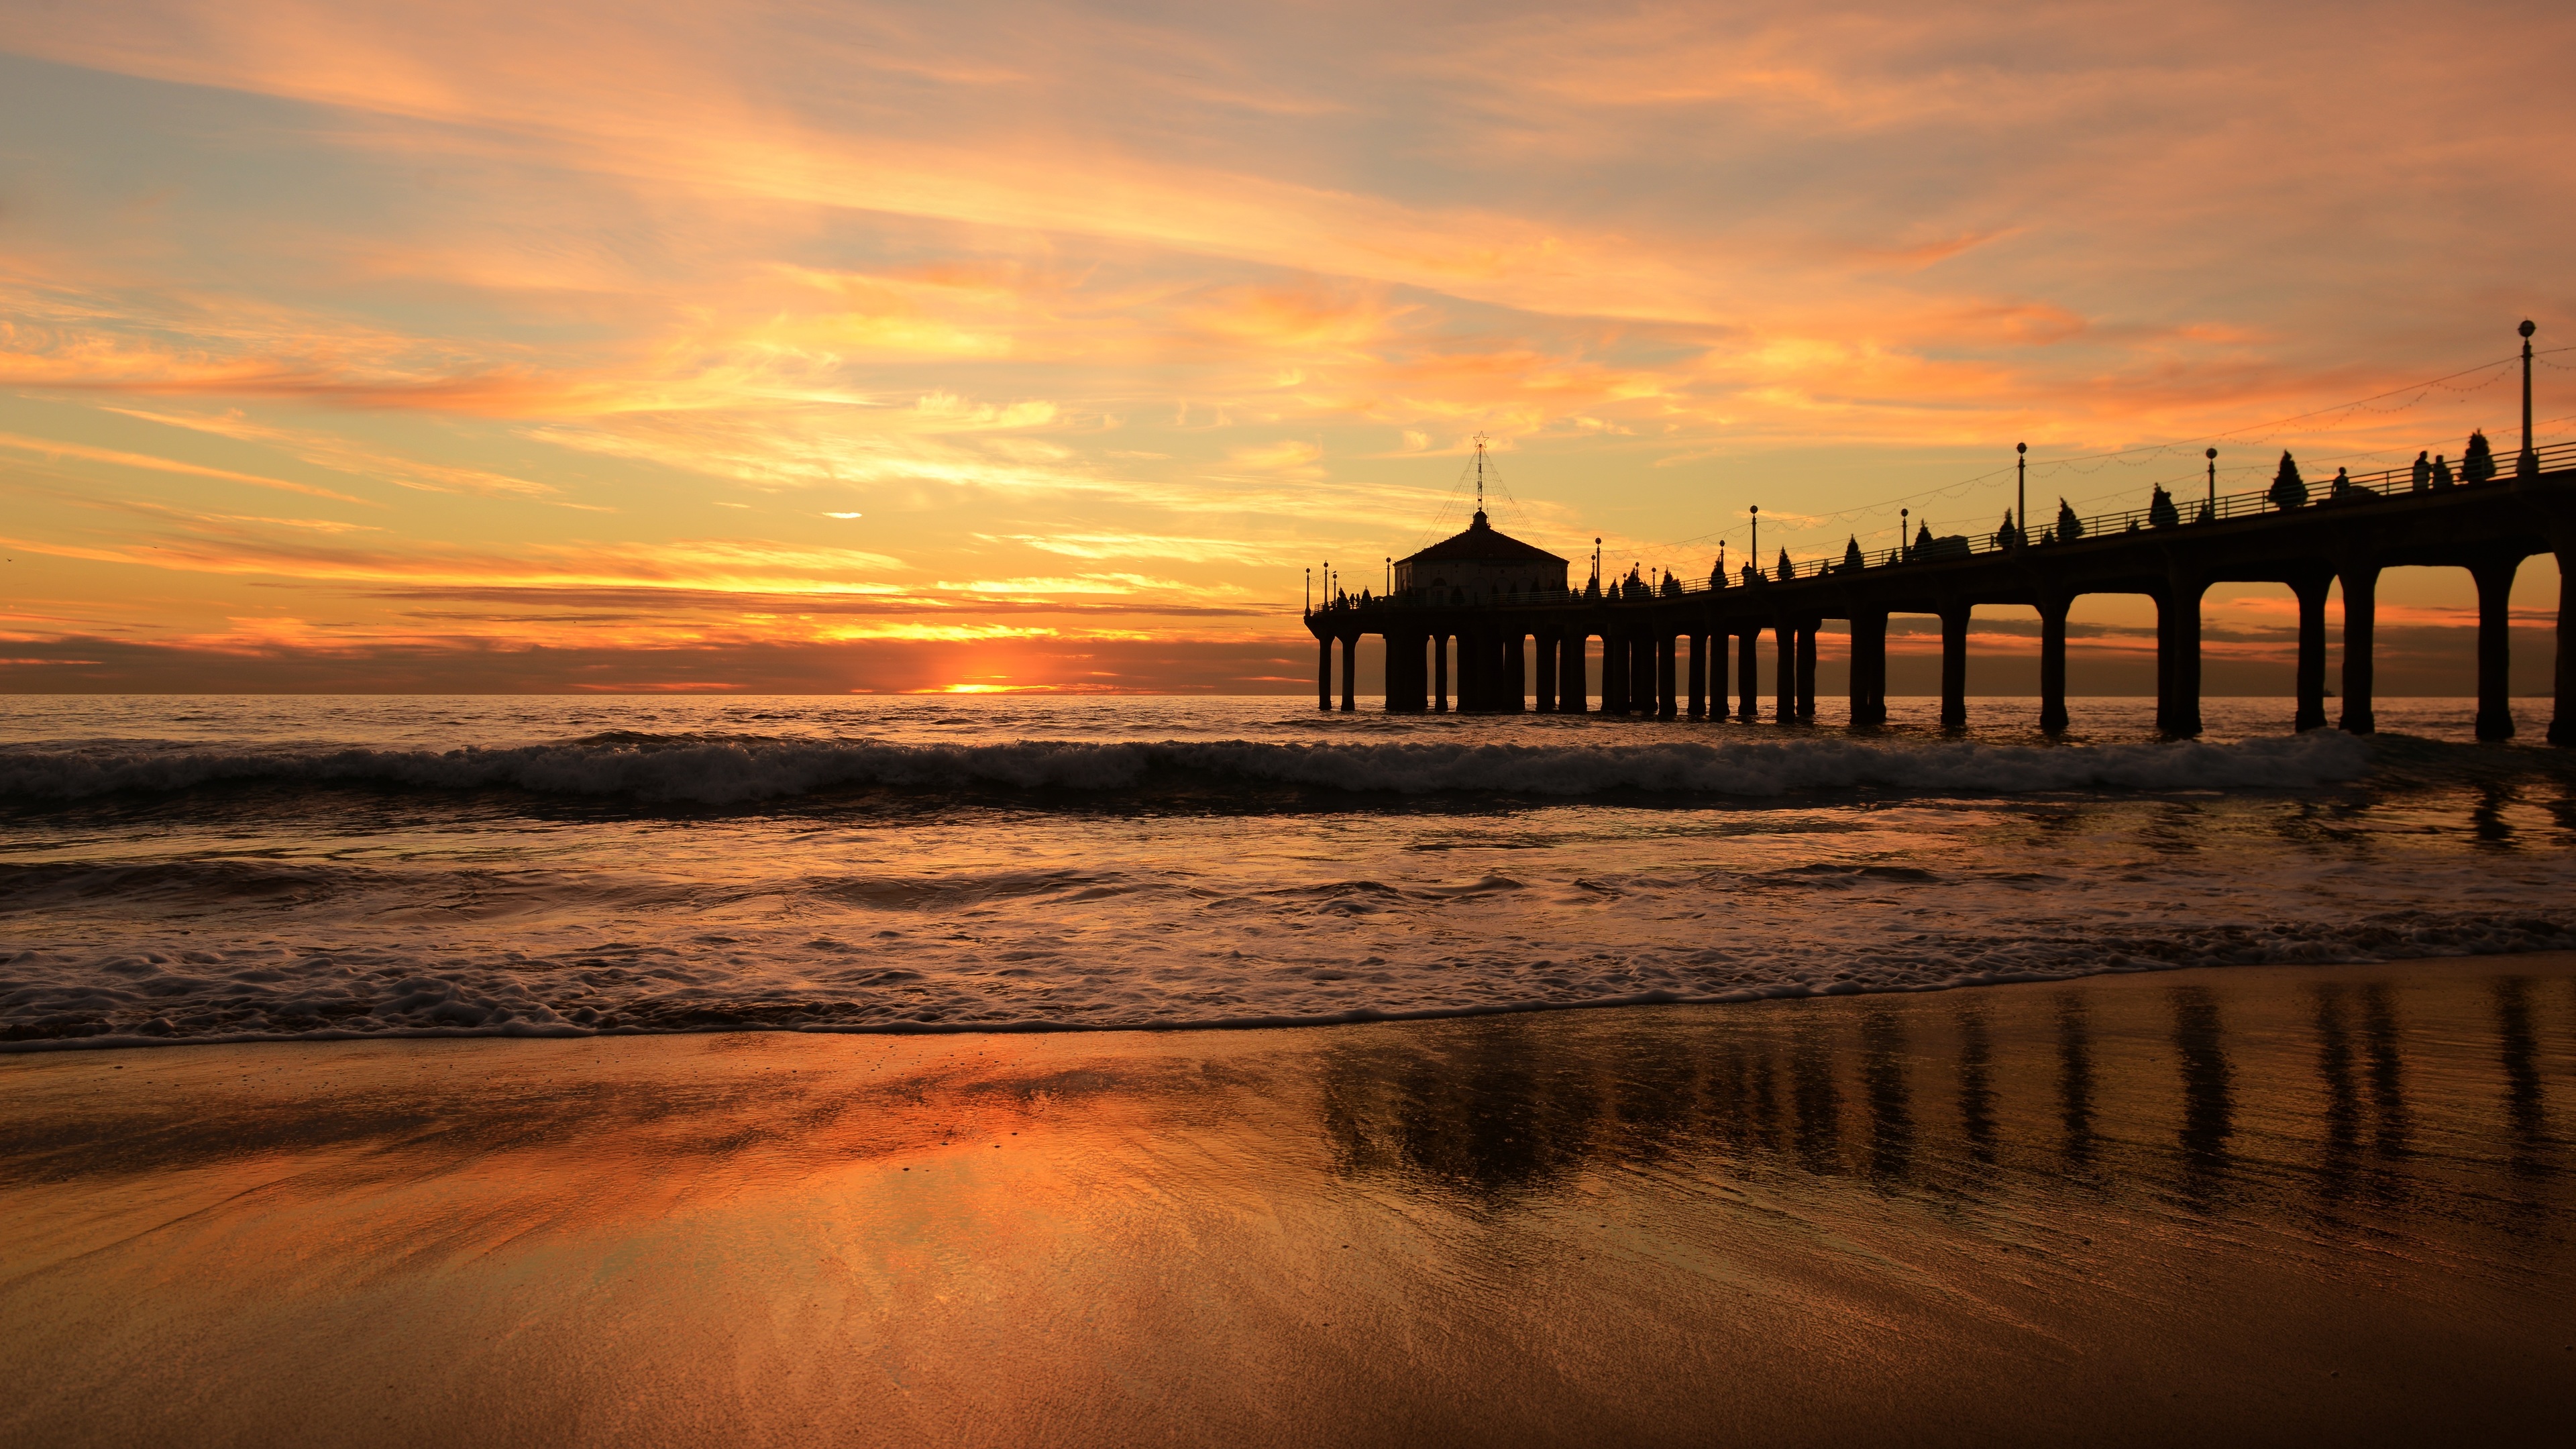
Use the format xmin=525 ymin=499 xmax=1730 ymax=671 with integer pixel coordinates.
xmin=0 ymin=729 xmax=2374 ymax=805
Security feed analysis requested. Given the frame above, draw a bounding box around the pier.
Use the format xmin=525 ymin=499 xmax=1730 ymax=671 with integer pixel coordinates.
xmin=1307 ymin=333 xmax=2576 ymax=743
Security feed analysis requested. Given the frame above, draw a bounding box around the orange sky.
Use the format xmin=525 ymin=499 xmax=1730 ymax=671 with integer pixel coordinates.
xmin=2 ymin=0 xmax=2570 ymax=694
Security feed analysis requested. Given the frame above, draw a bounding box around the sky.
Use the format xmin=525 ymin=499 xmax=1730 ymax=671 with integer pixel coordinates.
xmin=2 ymin=0 xmax=2571 ymax=695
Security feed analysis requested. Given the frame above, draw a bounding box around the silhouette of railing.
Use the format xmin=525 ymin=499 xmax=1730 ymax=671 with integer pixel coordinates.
xmin=1305 ymin=439 xmax=2576 ymax=616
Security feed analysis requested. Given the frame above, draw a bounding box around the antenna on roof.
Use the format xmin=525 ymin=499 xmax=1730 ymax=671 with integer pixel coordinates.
xmin=1472 ymin=433 xmax=1489 ymax=519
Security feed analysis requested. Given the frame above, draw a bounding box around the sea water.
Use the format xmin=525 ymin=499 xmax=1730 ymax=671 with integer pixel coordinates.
xmin=3 ymin=694 xmax=2571 ymax=1046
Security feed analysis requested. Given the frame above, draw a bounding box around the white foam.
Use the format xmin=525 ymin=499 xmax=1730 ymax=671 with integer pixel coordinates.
xmin=0 ymin=729 xmax=2375 ymax=804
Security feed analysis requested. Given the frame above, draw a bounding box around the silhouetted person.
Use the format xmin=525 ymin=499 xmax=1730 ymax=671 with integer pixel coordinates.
xmin=2411 ymin=451 xmax=2431 ymax=491
xmin=2267 ymin=451 xmax=2306 ymax=510
xmin=2462 ymin=429 xmax=2498 ymax=484
xmin=2432 ymin=453 xmax=2455 ymax=490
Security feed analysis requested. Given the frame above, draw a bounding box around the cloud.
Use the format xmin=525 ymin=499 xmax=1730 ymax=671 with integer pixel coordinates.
xmin=1 ymin=0 xmax=2565 ymax=689
xmin=930 ymin=573 xmax=1198 ymax=596
xmin=0 ymin=428 xmax=368 ymax=502
xmin=99 ymin=406 xmax=564 ymax=499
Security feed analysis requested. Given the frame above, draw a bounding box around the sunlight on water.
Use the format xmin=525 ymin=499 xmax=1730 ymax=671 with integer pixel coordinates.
xmin=3 ymin=695 xmax=2571 ymax=1046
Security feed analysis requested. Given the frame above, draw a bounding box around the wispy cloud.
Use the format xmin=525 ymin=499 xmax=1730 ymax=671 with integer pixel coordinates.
xmin=1 ymin=0 xmax=2564 ymax=687
xmin=0 ymin=428 xmax=367 ymax=502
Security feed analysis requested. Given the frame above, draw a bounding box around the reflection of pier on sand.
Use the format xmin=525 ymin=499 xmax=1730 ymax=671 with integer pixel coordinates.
xmin=5 ymin=958 xmax=2575 ymax=1446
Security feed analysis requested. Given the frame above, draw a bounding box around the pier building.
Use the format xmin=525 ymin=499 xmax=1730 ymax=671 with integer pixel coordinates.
xmin=1392 ymin=508 xmax=1568 ymax=605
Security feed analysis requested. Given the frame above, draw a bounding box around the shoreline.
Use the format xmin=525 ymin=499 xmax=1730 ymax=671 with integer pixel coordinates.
xmin=7 ymin=952 xmax=2571 ymax=1446
xmin=10 ymin=943 xmax=2573 ymax=1054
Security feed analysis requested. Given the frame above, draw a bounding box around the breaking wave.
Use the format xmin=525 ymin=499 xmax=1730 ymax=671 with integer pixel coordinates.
xmin=0 ymin=729 xmax=2376 ymax=806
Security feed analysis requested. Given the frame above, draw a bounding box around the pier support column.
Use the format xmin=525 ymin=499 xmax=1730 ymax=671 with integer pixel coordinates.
xmin=1774 ymin=620 xmax=1796 ymax=723
xmin=1658 ymin=634 xmax=1678 ymax=718
xmin=1737 ymin=630 xmax=1760 ymax=720
xmin=1340 ymin=634 xmax=1358 ymax=712
xmin=2165 ymin=571 xmax=2205 ymax=738
xmin=1534 ymin=631 xmax=1558 ymax=714
xmin=1849 ymin=609 xmax=1888 ymax=725
xmin=1686 ymin=633 xmax=1707 ymax=719
xmin=2038 ymin=596 xmax=2070 ymax=734
xmin=1795 ymin=621 xmax=1818 ymax=722
xmin=1562 ymin=633 xmax=1587 ymax=713
xmin=2339 ymin=563 xmax=2379 ymax=735
xmin=1433 ymin=633 xmax=1448 ymax=713
xmin=2472 ymin=556 xmax=2520 ymax=741
xmin=1939 ymin=605 xmax=1970 ymax=729
xmin=2555 ymin=545 xmax=2576 ymax=746
xmin=2290 ymin=574 xmax=2331 ymax=732
xmin=1600 ymin=635 xmax=1624 ymax=714
xmin=1318 ymin=637 xmax=1333 ymax=711
xmin=1631 ymin=633 xmax=1656 ymax=716
xmin=1504 ymin=631 xmax=1527 ymax=714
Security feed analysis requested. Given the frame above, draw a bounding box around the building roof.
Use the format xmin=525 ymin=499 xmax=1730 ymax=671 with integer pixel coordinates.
xmin=1395 ymin=511 xmax=1567 ymax=566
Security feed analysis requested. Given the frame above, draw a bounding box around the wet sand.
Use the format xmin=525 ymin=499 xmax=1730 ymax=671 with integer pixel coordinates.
xmin=4 ymin=956 xmax=2573 ymax=1448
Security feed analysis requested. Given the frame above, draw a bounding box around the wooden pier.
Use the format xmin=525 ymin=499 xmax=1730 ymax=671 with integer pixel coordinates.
xmin=1307 ymin=343 xmax=2576 ymax=744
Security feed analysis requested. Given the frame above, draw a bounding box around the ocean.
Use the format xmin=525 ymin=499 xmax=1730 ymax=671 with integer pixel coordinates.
xmin=3 ymin=694 xmax=2571 ymax=1048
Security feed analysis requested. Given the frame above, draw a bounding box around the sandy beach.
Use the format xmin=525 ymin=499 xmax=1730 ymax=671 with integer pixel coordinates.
xmin=5 ymin=955 xmax=2571 ymax=1447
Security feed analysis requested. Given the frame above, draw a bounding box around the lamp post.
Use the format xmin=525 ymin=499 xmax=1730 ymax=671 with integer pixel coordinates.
xmin=1900 ymin=507 xmax=1909 ymax=561
xmin=1305 ymin=568 xmax=1311 ymax=613
xmin=2205 ymin=448 xmax=2217 ymax=518
xmin=1749 ymin=505 xmax=1759 ymax=576
xmin=2016 ymin=441 xmax=2027 ymax=547
xmin=2520 ymin=320 xmax=2540 ymax=479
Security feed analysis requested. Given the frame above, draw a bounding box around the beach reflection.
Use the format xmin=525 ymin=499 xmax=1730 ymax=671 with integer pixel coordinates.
xmin=2495 ymin=977 xmax=2551 ymax=1181
xmin=2057 ymin=991 xmax=2096 ymax=1166
xmin=5 ymin=961 xmax=2575 ymax=1449
xmin=1954 ymin=1002 xmax=1998 ymax=1170
xmin=2171 ymin=986 xmax=2235 ymax=1205
xmin=1313 ymin=965 xmax=2563 ymax=1224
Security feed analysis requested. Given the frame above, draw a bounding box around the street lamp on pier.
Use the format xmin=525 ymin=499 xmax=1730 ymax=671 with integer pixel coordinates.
xmin=2205 ymin=449 xmax=2217 ymax=518
xmin=2520 ymin=320 xmax=2540 ymax=479
xmin=2016 ymin=442 xmax=2027 ymax=547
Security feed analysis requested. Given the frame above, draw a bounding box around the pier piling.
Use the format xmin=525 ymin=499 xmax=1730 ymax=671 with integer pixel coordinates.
xmin=2471 ymin=556 xmax=2518 ymax=741
xmin=2339 ymin=563 xmax=2377 ymax=735
xmin=2037 ymin=598 xmax=2070 ymax=734
xmin=2290 ymin=574 xmax=2330 ymax=732
xmin=1939 ymin=606 xmax=1969 ymax=729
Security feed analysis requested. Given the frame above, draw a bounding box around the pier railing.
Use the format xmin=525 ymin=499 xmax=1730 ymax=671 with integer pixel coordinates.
xmin=1311 ymin=439 xmax=2576 ymax=614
